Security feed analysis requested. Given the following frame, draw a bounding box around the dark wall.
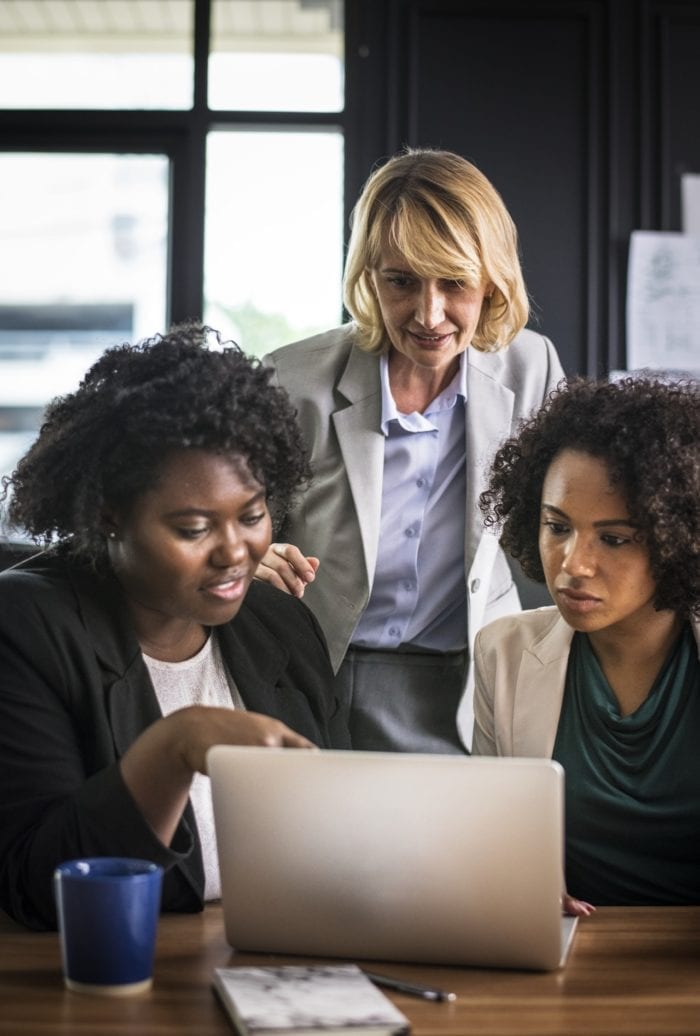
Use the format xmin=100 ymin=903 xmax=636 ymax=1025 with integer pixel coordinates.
xmin=346 ymin=0 xmax=700 ymax=377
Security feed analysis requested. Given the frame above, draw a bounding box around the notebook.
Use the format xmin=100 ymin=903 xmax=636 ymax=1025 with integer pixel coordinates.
xmin=212 ymin=964 xmax=410 ymax=1035
xmin=207 ymin=747 xmax=577 ymax=972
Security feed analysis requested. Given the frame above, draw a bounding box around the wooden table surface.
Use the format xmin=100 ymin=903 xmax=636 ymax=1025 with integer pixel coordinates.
xmin=1 ymin=904 xmax=700 ymax=1035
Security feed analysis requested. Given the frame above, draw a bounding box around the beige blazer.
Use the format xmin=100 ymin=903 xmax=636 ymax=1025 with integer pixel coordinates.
xmin=472 ymin=607 xmax=700 ymax=757
xmin=265 ymin=324 xmax=565 ymax=748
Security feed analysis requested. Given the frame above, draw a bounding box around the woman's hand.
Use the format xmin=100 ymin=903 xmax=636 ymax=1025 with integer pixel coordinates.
xmin=119 ymin=707 xmax=315 ymax=846
xmin=563 ymin=892 xmax=596 ymax=917
xmin=172 ymin=706 xmax=314 ymax=774
xmin=255 ymin=543 xmax=319 ymax=598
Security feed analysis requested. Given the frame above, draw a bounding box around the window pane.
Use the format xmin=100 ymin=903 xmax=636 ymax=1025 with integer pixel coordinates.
xmin=209 ymin=0 xmax=343 ymax=112
xmin=0 ymin=152 xmax=169 ymax=515
xmin=204 ymin=130 xmax=343 ymax=356
xmin=0 ymin=0 xmax=193 ymax=110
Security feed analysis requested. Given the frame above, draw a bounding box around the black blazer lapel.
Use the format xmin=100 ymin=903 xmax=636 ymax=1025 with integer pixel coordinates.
xmin=218 ymin=614 xmax=291 ymax=719
xmin=219 ymin=585 xmax=333 ymax=746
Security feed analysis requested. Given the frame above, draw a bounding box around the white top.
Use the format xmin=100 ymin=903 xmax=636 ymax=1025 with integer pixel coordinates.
xmin=143 ymin=632 xmax=244 ymax=900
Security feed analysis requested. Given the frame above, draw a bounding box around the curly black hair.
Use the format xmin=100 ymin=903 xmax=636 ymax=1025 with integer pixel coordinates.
xmin=3 ymin=323 xmax=311 ymax=565
xmin=480 ymin=375 xmax=700 ymax=618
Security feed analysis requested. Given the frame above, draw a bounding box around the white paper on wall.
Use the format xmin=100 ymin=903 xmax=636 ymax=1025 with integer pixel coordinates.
xmin=681 ymin=173 xmax=700 ymax=234
xmin=626 ymin=230 xmax=700 ymax=376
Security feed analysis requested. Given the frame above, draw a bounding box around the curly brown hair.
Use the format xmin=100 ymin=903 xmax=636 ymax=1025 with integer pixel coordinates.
xmin=2 ymin=323 xmax=311 ymax=565
xmin=480 ymin=375 xmax=700 ymax=618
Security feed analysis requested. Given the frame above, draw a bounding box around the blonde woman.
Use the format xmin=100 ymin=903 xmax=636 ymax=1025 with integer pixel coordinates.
xmin=257 ymin=148 xmax=564 ymax=753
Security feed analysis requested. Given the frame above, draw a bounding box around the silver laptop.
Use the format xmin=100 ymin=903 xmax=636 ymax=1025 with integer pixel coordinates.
xmin=208 ymin=747 xmax=577 ymax=972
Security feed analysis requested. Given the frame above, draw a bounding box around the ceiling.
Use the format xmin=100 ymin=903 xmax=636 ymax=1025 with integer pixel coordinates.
xmin=0 ymin=0 xmax=342 ymax=53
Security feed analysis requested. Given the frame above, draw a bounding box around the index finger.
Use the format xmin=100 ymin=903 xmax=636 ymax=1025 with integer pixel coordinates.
xmin=271 ymin=543 xmax=318 ymax=580
xmin=280 ymin=729 xmax=317 ymax=749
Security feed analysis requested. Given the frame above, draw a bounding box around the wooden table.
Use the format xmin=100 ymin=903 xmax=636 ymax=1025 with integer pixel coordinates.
xmin=1 ymin=905 xmax=700 ymax=1035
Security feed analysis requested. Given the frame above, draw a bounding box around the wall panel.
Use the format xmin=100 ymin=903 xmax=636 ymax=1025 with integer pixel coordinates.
xmin=344 ymin=0 xmax=700 ymax=376
xmin=396 ymin=2 xmax=608 ymax=375
xmin=657 ymin=5 xmax=700 ymax=229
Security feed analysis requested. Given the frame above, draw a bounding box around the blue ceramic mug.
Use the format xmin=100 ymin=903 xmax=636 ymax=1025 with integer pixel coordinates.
xmin=54 ymin=857 xmax=163 ymax=996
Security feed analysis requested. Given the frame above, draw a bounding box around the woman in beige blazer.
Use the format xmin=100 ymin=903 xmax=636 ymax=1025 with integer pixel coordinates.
xmin=257 ymin=148 xmax=564 ymax=754
xmin=474 ymin=376 xmax=700 ymax=908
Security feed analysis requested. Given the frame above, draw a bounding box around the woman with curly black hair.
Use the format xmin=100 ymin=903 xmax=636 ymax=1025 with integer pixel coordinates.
xmin=0 ymin=323 xmax=349 ymax=930
xmin=475 ymin=376 xmax=700 ymax=910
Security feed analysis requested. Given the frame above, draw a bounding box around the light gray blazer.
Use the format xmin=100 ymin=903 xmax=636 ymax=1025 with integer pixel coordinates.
xmin=473 ymin=607 xmax=700 ymax=757
xmin=265 ymin=323 xmax=565 ymax=748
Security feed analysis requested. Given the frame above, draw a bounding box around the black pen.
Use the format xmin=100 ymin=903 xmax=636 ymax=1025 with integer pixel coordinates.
xmin=363 ymin=970 xmax=457 ymax=1002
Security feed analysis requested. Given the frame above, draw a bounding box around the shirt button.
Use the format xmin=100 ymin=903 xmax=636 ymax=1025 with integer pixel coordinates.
xmin=388 ymin=626 xmax=400 ymax=637
xmin=405 ymin=527 xmax=415 ymax=538
xmin=403 ymin=581 xmax=413 ymax=591
xmin=416 ymin=478 xmax=426 ymax=488
xmin=470 ymin=578 xmax=481 ymax=594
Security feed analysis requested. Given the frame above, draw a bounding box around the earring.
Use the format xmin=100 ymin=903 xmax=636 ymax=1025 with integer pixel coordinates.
xmin=107 ymin=531 xmax=116 ymax=540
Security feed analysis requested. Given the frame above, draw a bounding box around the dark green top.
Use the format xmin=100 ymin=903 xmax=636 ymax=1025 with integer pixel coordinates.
xmin=552 ymin=625 xmax=700 ymax=905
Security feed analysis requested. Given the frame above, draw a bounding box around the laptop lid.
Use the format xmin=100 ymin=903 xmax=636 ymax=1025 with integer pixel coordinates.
xmin=208 ymin=747 xmax=575 ymax=971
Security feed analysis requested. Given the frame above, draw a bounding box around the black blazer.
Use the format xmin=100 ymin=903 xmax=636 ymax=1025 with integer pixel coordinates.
xmin=0 ymin=553 xmax=349 ymax=929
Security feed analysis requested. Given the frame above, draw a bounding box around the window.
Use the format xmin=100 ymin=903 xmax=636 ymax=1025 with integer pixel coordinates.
xmin=0 ymin=0 xmax=345 ymax=536
xmin=204 ymin=129 xmax=343 ymax=355
xmin=209 ymin=0 xmax=343 ymax=112
xmin=0 ymin=151 xmax=170 ymax=512
xmin=0 ymin=0 xmax=194 ymax=110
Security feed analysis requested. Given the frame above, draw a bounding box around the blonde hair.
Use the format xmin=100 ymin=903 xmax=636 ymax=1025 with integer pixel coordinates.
xmin=343 ymin=148 xmax=529 ymax=353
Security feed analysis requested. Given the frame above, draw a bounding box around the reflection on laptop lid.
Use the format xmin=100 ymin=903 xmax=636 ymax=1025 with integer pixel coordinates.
xmin=208 ymin=748 xmax=577 ymax=972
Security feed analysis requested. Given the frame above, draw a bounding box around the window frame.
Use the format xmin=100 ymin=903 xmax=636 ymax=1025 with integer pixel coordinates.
xmin=0 ymin=0 xmax=349 ymax=328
